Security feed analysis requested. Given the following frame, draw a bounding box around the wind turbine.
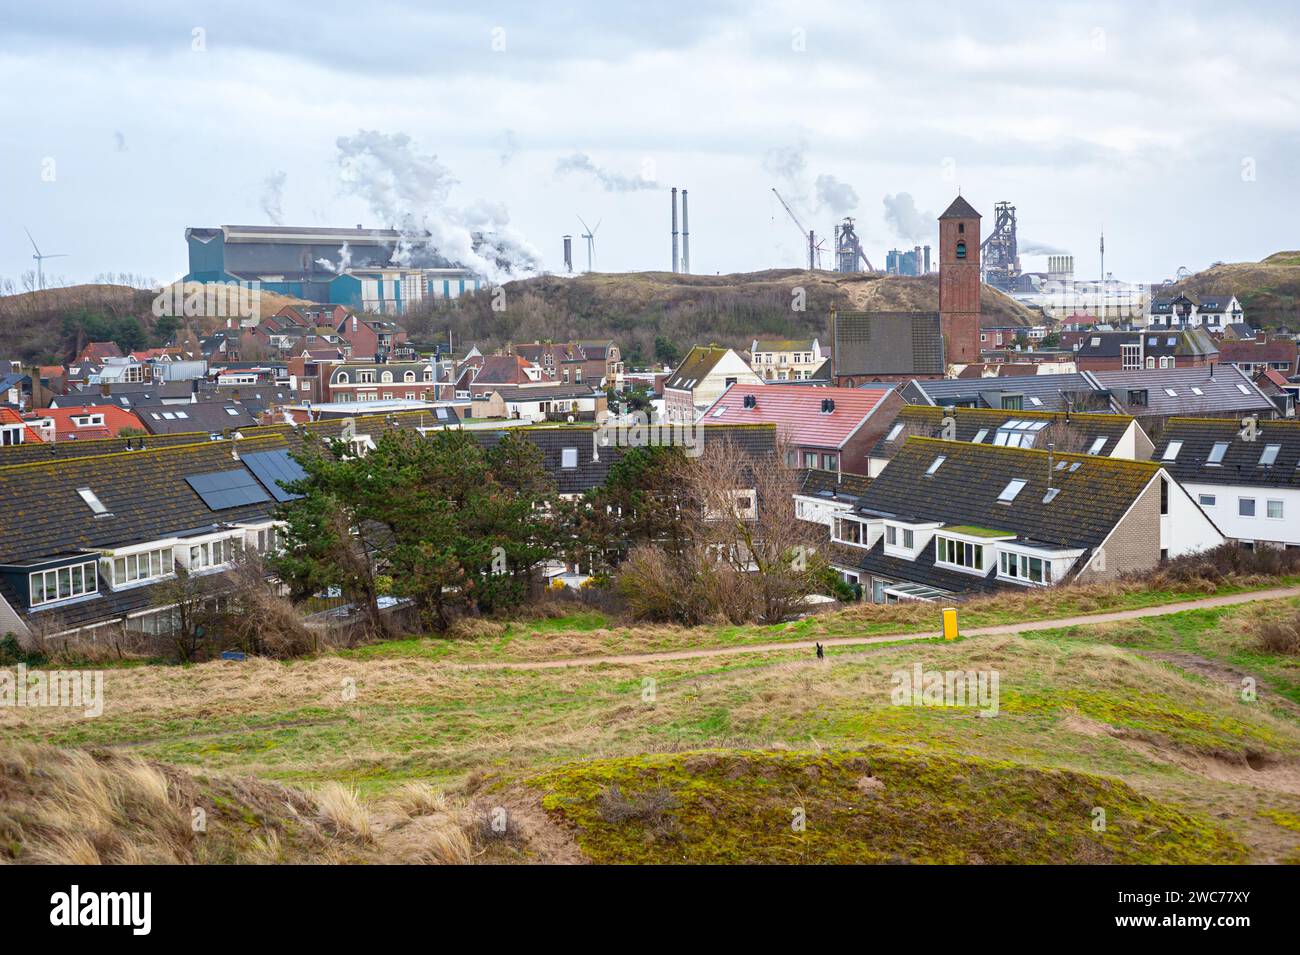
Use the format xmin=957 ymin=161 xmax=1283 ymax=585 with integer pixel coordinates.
xmin=577 ymin=215 xmax=601 ymax=273
xmin=24 ymin=228 xmax=67 ymax=291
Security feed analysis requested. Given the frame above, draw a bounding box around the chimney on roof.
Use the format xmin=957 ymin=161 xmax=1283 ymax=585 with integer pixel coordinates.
xmin=100 ymin=382 xmax=109 ymax=398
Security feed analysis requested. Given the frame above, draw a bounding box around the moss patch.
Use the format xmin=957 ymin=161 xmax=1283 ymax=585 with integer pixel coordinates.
xmin=531 ymin=747 xmax=1246 ymax=864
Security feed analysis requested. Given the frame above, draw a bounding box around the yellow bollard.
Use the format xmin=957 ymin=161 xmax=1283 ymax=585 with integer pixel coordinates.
xmin=942 ymin=606 xmax=959 ymax=640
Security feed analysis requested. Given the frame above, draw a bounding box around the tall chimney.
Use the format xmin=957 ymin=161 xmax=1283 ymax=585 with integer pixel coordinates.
xmin=671 ymin=188 xmax=679 ymax=273
xmin=681 ymin=189 xmax=690 ymax=274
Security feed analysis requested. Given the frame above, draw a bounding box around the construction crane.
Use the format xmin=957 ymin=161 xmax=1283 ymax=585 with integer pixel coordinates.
xmin=771 ymin=187 xmax=825 ymax=269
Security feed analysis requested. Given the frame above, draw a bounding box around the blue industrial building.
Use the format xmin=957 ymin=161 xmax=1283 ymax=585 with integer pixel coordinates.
xmin=184 ymin=225 xmax=482 ymax=314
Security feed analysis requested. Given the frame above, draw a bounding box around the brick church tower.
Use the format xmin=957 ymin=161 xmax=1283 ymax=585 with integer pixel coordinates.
xmin=938 ymin=195 xmax=982 ymax=366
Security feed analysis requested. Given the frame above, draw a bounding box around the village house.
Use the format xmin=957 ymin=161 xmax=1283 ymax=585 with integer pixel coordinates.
xmin=702 ymin=382 xmax=901 ymax=475
xmin=1151 ymin=418 xmax=1300 ymax=550
xmin=746 ymin=338 xmax=826 ymax=381
xmin=470 ymin=383 xmax=608 ymax=422
xmin=864 ymin=406 xmax=1153 ymax=476
xmin=663 ymin=346 xmax=763 ymax=423
xmin=819 ymin=437 xmax=1223 ymax=603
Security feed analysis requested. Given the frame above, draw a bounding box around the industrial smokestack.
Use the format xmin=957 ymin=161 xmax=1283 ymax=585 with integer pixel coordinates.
xmin=563 ymin=235 xmax=573 ymax=274
xmin=924 ymin=245 xmax=931 ymax=274
xmin=681 ymin=189 xmax=690 ymax=274
xmin=671 ymin=187 xmax=679 ymax=273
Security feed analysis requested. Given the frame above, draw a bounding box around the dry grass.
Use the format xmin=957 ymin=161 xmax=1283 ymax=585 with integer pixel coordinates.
xmin=1256 ymin=611 xmax=1300 ymax=656
xmin=0 ymin=740 xmax=478 ymax=865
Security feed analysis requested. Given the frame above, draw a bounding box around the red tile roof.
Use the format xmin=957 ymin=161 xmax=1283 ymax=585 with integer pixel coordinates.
xmin=26 ymin=405 xmax=145 ymax=441
xmin=704 ymin=383 xmax=892 ymax=449
xmin=0 ymin=407 xmax=44 ymax=443
xmin=1217 ymin=337 xmax=1297 ymax=367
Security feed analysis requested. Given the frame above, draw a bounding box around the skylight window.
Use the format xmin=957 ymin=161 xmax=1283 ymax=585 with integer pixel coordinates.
xmin=77 ymin=487 xmax=108 ymax=515
xmin=997 ymin=479 xmax=1027 ymax=502
xmin=1162 ymin=440 xmax=1183 ymax=461
xmin=561 ymin=448 xmax=578 ymax=469
xmin=1191 ymin=387 xmax=1204 ymax=396
xmin=1259 ymin=444 xmax=1281 ymax=467
xmin=1087 ymin=437 xmax=1107 ymax=455
xmin=925 ymin=455 xmax=946 ymax=475
xmin=885 ymin=423 xmax=904 ymax=442
xmin=1236 ymin=383 xmax=1251 ymax=395
xmin=711 ymin=406 xmax=726 ymax=417
xmin=971 ymin=429 xmax=988 ymax=443
xmin=1028 ymin=396 xmax=1043 ymax=406
xmin=1068 ymin=462 xmax=1081 ymax=472
xmin=1207 ymin=441 xmax=1229 ymax=464
xmin=1164 ymin=389 xmax=1178 ymax=397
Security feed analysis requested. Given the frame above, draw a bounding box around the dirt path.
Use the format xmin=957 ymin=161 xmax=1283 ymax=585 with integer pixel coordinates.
xmin=449 ymin=586 xmax=1300 ymax=672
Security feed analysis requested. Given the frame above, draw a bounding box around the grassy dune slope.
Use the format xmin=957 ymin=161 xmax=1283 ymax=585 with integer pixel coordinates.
xmin=4 ymin=593 xmax=1299 ymax=863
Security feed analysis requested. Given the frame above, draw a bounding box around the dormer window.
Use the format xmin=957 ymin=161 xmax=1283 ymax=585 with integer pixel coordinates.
xmin=30 ymin=559 xmax=99 ymax=607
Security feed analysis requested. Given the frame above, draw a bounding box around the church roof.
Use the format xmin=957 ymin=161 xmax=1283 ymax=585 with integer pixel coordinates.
xmin=939 ymin=195 xmax=981 ymax=219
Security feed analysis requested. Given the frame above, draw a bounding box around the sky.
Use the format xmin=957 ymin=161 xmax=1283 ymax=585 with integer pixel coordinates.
xmin=2 ymin=0 xmax=1298 ymax=288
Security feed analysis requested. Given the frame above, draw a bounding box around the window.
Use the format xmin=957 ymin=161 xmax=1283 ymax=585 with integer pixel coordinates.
xmin=822 ymin=454 xmax=837 ymax=472
xmin=886 ymin=525 xmax=897 ymax=546
xmin=1236 ymin=383 xmax=1252 ymax=395
xmin=1000 ymin=395 xmax=1023 ymax=410
xmin=998 ymin=479 xmax=1027 ymax=502
xmin=1127 ymin=389 xmax=1148 ymax=407
xmin=1259 ymin=444 xmax=1281 ymax=467
xmin=189 ymin=538 xmax=230 ymax=570
xmin=77 ymin=487 xmax=108 ymax=515
xmin=999 ymin=551 xmax=1048 ymax=584
xmin=1198 ymin=494 xmax=1216 ymax=507
xmin=1164 ymin=388 xmax=1178 ymax=397
xmin=337 ymin=372 xmax=349 ymax=384
xmin=1267 ymin=500 xmax=1284 ymax=520
xmin=1191 ymin=387 xmax=1203 ymax=396
xmin=885 ymin=423 xmax=904 ymax=442
xmin=902 ymin=529 xmax=914 ymax=549
xmin=936 ymin=536 xmax=984 ymax=571
xmin=955 ymin=241 xmax=966 ymax=259
xmin=971 ymin=429 xmax=988 ymax=443
xmin=833 ymin=517 xmax=863 ymax=546
xmin=1086 ymin=437 xmax=1107 ymax=455
xmin=1239 ymin=497 xmax=1256 ymax=518
xmin=803 ymin=451 xmax=818 ymax=468
xmin=1207 ymin=442 xmax=1229 ymax=465
xmin=1121 ymin=345 xmax=1141 ymax=370
xmin=1162 ymin=440 xmax=1183 ymax=461
xmin=403 ymin=370 xmax=416 ymax=383
xmin=112 ymin=547 xmax=175 ymax=586
xmin=29 ymin=560 xmax=98 ymax=606
xmin=925 ymin=455 xmax=946 ymax=475
xmin=785 ymin=450 xmax=797 ymax=467
xmin=561 ymin=447 xmax=578 ymax=469
xmin=381 ymin=371 xmax=393 ymax=384
xmin=358 ymin=370 xmax=375 ymax=384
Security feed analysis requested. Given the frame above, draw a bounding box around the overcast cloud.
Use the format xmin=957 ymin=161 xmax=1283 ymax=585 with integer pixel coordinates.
xmin=2 ymin=0 xmax=1298 ymax=285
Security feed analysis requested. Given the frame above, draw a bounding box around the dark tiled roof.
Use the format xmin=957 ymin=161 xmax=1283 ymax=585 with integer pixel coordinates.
xmin=901 ymin=373 xmax=1116 ymax=413
xmin=855 ymin=437 xmax=1160 ymax=551
xmin=798 ymin=469 xmax=872 ymax=501
xmin=1092 ymin=365 xmax=1275 ymax=417
xmin=138 ymin=402 xmax=260 ymax=435
xmin=833 ymin=311 xmax=944 ymax=377
xmin=939 ymin=195 xmax=981 ymax=219
xmin=1152 ymin=418 xmax=1300 ymax=489
xmin=1075 ymin=329 xmax=1218 ymax=359
xmin=666 ymin=346 xmax=731 ymax=390
xmin=869 ymin=406 xmax=1137 ymax=458
xmin=491 ymin=384 xmax=601 ymax=402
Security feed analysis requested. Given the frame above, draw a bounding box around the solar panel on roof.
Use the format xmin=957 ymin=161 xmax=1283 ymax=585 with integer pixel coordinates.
xmin=242 ymin=449 xmax=307 ymax=502
xmin=185 ymin=469 xmax=271 ymax=510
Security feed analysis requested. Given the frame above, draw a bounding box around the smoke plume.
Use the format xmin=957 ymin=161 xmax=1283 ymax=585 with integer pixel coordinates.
xmin=261 ymin=170 xmax=287 ymax=225
xmin=1019 ymin=239 xmax=1068 ymax=255
xmin=882 ymin=192 xmax=933 ymax=242
xmin=554 ymin=152 xmax=657 ymax=192
xmin=815 ymin=174 xmax=858 ymax=215
xmin=334 ymin=130 xmax=542 ymax=282
xmin=316 ymin=241 xmax=352 ymax=274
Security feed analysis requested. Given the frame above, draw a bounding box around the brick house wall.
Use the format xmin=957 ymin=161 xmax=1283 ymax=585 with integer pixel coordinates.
xmin=1076 ymin=477 xmax=1162 ymax=583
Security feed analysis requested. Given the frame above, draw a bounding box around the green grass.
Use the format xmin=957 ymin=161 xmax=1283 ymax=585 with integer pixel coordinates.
xmin=333 ymin=575 xmax=1300 ymax=665
xmin=1024 ymin=597 xmax=1300 ymax=706
xmin=530 ymin=748 xmax=1247 ymax=864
